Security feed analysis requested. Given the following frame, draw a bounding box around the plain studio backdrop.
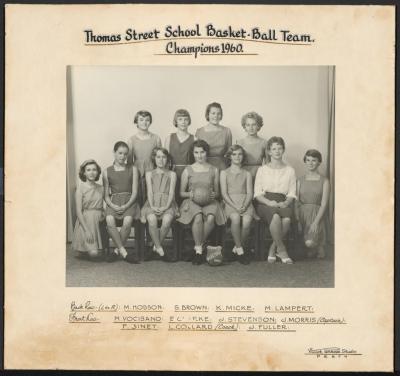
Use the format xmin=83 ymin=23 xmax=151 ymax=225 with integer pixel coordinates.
xmin=67 ymin=66 xmax=335 ymax=241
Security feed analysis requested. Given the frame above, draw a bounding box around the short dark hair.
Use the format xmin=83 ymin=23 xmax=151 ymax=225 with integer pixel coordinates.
xmin=224 ymin=144 xmax=247 ymax=166
xmin=150 ymin=147 xmax=172 ymax=170
xmin=134 ymin=110 xmax=152 ymax=125
xmin=78 ymin=159 xmax=101 ymax=182
xmin=189 ymin=139 xmax=210 ymax=164
xmin=303 ymin=149 xmax=322 ymax=163
xmin=113 ymin=141 xmax=129 ymax=152
xmin=205 ymin=102 xmax=223 ymax=121
xmin=173 ymin=109 xmax=191 ymax=127
xmin=241 ymin=111 xmax=264 ymax=129
xmin=267 ymin=136 xmax=285 ymax=151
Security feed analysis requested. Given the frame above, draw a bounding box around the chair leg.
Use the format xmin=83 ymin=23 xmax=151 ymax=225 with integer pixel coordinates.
xmin=257 ymin=221 xmax=267 ymax=261
xmin=254 ymin=220 xmax=260 ymax=261
xmin=171 ymin=222 xmax=180 ymax=261
xmin=136 ymin=221 xmax=145 ymax=262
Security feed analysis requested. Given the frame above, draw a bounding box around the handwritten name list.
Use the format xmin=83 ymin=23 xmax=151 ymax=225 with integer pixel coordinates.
xmin=69 ymin=301 xmax=346 ymax=333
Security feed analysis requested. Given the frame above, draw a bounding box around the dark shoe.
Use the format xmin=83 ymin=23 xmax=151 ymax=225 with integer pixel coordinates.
xmin=105 ymin=250 xmax=118 ymax=263
xmin=192 ymin=253 xmax=204 ymax=265
xmin=237 ymin=253 xmax=250 ymax=265
xmin=124 ymin=253 xmax=140 ymax=264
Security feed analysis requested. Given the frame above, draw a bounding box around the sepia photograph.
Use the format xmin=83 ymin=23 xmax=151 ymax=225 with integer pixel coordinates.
xmin=66 ymin=65 xmax=335 ymax=287
xmin=5 ymin=4 xmax=394 ymax=371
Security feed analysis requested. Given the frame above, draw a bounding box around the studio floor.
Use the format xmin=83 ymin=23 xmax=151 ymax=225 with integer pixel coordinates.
xmin=66 ymin=244 xmax=334 ymax=288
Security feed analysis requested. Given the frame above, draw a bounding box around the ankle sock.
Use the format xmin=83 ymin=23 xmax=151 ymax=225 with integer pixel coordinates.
xmin=236 ymin=247 xmax=244 ymax=256
xmin=119 ymin=247 xmax=128 ymax=258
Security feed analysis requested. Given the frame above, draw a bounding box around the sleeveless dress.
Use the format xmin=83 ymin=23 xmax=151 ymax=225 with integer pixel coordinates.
xmin=169 ymin=133 xmax=194 ymax=179
xmin=128 ymin=133 xmax=161 ymax=205
xmin=140 ymin=170 xmax=179 ymax=222
xmin=298 ymin=175 xmax=327 ymax=246
xmin=195 ymin=126 xmax=232 ymax=171
xmin=72 ymin=182 xmax=105 ymax=252
xmin=223 ymin=169 xmax=257 ymax=218
xmin=237 ymin=136 xmax=268 ymax=179
xmin=105 ymin=165 xmax=140 ymax=220
xmin=178 ymin=165 xmax=226 ymax=225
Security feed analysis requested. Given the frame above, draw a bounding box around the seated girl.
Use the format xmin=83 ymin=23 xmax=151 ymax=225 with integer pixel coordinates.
xmin=254 ymin=136 xmax=296 ymax=264
xmin=296 ymin=149 xmax=330 ymax=258
xmin=220 ymin=145 xmax=256 ymax=264
xmin=141 ymin=147 xmax=179 ymax=259
xmin=72 ymin=159 xmax=105 ymax=260
xmin=178 ymin=139 xmax=226 ymax=265
xmin=103 ymin=141 xmax=140 ymax=263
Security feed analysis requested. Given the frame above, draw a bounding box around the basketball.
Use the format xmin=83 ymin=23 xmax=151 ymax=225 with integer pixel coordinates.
xmin=192 ymin=185 xmax=211 ymax=206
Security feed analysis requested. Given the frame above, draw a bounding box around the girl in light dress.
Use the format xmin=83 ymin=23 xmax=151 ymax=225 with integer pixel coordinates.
xmin=296 ymin=149 xmax=330 ymax=259
xmin=103 ymin=141 xmax=140 ymax=263
xmin=141 ymin=147 xmax=179 ymax=259
xmin=178 ymin=140 xmax=226 ymax=266
xmin=127 ymin=110 xmax=162 ymax=205
xmin=72 ymin=159 xmax=105 ymax=260
xmin=254 ymin=137 xmax=296 ymax=264
xmin=236 ymin=111 xmax=268 ymax=180
xmin=220 ymin=145 xmax=257 ymax=264
xmin=195 ymin=102 xmax=232 ymax=171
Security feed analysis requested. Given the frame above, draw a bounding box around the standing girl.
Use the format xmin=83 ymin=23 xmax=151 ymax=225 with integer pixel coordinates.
xmin=141 ymin=147 xmax=179 ymax=258
xmin=254 ymin=137 xmax=296 ymax=264
xmin=103 ymin=141 xmax=140 ymax=263
xmin=72 ymin=159 xmax=105 ymax=260
xmin=178 ymin=140 xmax=226 ymax=265
xmin=296 ymin=149 xmax=330 ymax=258
xmin=237 ymin=111 xmax=268 ymax=180
xmin=127 ymin=110 xmax=162 ymax=205
xmin=165 ymin=109 xmax=195 ymax=180
xmin=195 ymin=102 xmax=232 ymax=171
xmin=220 ymin=145 xmax=256 ymax=264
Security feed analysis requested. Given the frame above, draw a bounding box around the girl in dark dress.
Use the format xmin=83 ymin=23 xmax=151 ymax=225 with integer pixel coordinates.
xmin=103 ymin=141 xmax=140 ymax=263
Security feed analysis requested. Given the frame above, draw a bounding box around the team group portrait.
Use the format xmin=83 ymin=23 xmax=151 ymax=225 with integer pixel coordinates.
xmin=66 ymin=66 xmax=335 ymax=287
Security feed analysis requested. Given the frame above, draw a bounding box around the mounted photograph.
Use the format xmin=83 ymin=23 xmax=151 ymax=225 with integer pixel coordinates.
xmin=66 ymin=65 xmax=335 ymax=288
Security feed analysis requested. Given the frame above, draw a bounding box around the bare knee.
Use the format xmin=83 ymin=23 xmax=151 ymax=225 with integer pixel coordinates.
xmin=193 ymin=214 xmax=203 ymax=225
xmin=123 ymin=216 xmax=133 ymax=227
xmin=162 ymin=214 xmax=173 ymax=228
xmin=230 ymin=213 xmax=240 ymax=225
xmin=106 ymin=215 xmax=117 ymax=229
xmin=282 ymin=217 xmax=291 ymax=226
xmin=147 ymin=214 xmax=158 ymax=227
xmin=242 ymin=216 xmax=252 ymax=229
xmin=269 ymin=214 xmax=281 ymax=229
xmin=106 ymin=215 xmax=116 ymax=227
xmin=206 ymin=214 xmax=215 ymax=225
